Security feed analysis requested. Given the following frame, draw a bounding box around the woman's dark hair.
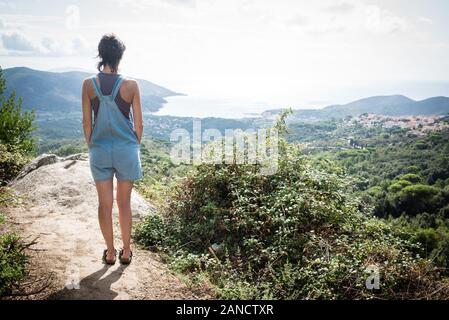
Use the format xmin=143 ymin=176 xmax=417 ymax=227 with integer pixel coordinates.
xmin=97 ymin=33 xmax=126 ymax=73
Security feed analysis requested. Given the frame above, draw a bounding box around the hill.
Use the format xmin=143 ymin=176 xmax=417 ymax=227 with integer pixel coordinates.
xmin=263 ymin=95 xmax=449 ymax=120
xmin=3 ymin=67 xmax=181 ymax=113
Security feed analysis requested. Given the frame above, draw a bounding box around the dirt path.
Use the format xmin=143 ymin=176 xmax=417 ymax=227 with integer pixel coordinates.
xmin=7 ymin=154 xmax=205 ymax=300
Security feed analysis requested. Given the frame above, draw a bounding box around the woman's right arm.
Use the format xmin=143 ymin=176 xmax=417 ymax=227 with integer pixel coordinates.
xmin=81 ymin=79 xmax=92 ymax=145
xmin=130 ymin=80 xmax=143 ymax=144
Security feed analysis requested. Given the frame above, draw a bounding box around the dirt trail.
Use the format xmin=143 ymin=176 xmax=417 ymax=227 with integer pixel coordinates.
xmin=7 ymin=154 xmax=203 ymax=300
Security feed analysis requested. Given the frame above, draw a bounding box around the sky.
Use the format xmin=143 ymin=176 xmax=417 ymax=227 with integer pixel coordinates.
xmin=0 ymin=0 xmax=449 ymax=108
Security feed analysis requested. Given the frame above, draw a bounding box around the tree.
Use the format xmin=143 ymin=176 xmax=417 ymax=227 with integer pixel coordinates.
xmin=0 ymin=66 xmax=36 ymax=184
xmin=397 ymin=173 xmax=422 ymax=184
xmin=0 ymin=66 xmax=36 ymax=154
xmin=397 ymin=184 xmax=441 ymax=216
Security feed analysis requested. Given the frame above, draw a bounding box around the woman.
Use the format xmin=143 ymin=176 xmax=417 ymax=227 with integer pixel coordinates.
xmin=81 ymin=34 xmax=143 ymax=265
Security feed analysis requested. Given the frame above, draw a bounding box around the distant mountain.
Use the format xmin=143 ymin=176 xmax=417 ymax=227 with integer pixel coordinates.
xmin=48 ymin=67 xmax=94 ymax=73
xmin=324 ymin=95 xmax=414 ymax=116
xmin=3 ymin=67 xmax=182 ymax=113
xmin=263 ymin=95 xmax=449 ymax=119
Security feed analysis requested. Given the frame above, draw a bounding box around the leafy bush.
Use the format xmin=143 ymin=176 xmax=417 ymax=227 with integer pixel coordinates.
xmin=389 ymin=213 xmax=449 ymax=273
xmin=0 ymin=232 xmax=28 ymax=297
xmin=0 ymin=67 xmax=36 ymax=155
xmin=0 ymin=66 xmax=36 ymax=184
xmin=133 ymin=214 xmax=168 ymax=249
xmin=0 ymin=143 xmax=32 ymax=185
xmin=135 ymin=112 xmax=449 ymax=299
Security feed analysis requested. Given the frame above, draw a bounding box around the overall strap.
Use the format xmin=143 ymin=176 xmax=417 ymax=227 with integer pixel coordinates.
xmin=129 ymin=105 xmax=134 ymax=124
xmin=91 ymin=76 xmax=104 ymax=100
xmin=111 ymin=76 xmax=125 ymax=101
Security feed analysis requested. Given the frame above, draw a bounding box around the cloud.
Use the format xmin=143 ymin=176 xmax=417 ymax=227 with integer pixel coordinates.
xmin=164 ymin=0 xmax=196 ymax=7
xmin=1 ymin=30 xmax=93 ymax=56
xmin=1 ymin=32 xmax=39 ymax=52
xmin=71 ymin=36 xmax=92 ymax=55
xmin=363 ymin=5 xmax=408 ymax=34
xmin=41 ymin=37 xmax=56 ymax=52
xmin=324 ymin=3 xmax=355 ymax=14
xmin=114 ymin=0 xmax=195 ymax=9
xmin=40 ymin=35 xmax=92 ymax=55
xmin=418 ymin=16 xmax=433 ymax=25
xmin=286 ymin=15 xmax=308 ymax=27
xmin=0 ymin=19 xmax=4 ymax=29
xmin=284 ymin=3 xmax=409 ymax=36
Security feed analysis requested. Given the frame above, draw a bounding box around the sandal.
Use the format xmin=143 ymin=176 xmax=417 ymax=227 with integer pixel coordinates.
xmin=102 ymin=249 xmax=116 ymax=265
xmin=119 ymin=248 xmax=133 ymax=265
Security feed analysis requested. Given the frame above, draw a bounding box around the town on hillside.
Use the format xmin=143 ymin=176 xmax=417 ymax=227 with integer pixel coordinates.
xmin=354 ymin=113 xmax=449 ymax=137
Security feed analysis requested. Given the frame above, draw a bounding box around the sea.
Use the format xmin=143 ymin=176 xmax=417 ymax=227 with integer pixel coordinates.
xmin=153 ymin=95 xmax=279 ymax=119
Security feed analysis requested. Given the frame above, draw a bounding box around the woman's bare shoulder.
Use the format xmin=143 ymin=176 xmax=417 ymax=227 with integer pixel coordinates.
xmin=123 ymin=78 xmax=138 ymax=86
xmin=82 ymin=77 xmax=94 ymax=88
xmin=82 ymin=77 xmax=96 ymax=98
xmin=122 ymin=78 xmax=139 ymax=92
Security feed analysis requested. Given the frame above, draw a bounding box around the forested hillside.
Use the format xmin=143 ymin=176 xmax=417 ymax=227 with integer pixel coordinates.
xmin=3 ymin=67 xmax=180 ymax=113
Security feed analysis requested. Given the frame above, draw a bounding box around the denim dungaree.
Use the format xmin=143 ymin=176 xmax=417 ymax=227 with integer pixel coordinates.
xmin=88 ymin=75 xmax=143 ymax=182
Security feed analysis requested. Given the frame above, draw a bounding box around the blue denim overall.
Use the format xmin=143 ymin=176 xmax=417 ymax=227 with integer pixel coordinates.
xmin=88 ymin=75 xmax=143 ymax=182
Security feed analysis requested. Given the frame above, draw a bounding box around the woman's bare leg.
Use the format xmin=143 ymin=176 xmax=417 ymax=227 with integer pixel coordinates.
xmin=116 ymin=180 xmax=133 ymax=259
xmin=95 ymin=180 xmax=115 ymax=261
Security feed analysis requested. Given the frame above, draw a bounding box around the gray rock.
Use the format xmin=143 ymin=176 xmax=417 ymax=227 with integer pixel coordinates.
xmin=64 ymin=153 xmax=88 ymax=161
xmin=12 ymin=153 xmax=60 ymax=182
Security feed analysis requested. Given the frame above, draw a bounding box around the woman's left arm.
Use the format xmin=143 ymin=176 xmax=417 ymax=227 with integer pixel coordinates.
xmin=131 ymin=80 xmax=143 ymax=143
xmin=81 ymin=79 xmax=92 ymax=145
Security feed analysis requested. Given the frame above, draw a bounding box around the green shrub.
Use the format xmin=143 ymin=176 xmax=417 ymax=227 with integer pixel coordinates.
xmin=388 ymin=214 xmax=449 ymax=273
xmin=0 ymin=233 xmax=27 ymax=297
xmin=0 ymin=67 xmax=36 ymax=155
xmin=0 ymin=143 xmax=32 ymax=185
xmin=133 ymin=214 xmax=168 ymax=249
xmin=412 ymin=228 xmax=439 ymax=254
xmin=0 ymin=66 xmax=36 ymax=184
